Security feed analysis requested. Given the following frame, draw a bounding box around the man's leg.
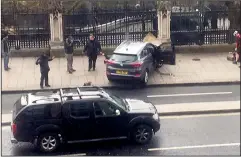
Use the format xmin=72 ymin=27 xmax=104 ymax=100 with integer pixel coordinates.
xmin=40 ymin=71 xmax=44 ymax=88
xmin=3 ymin=53 xmax=9 ymax=71
xmin=70 ymin=54 xmax=76 ymax=71
xmin=45 ymin=71 xmax=50 ymax=87
xmin=88 ymin=57 xmax=92 ymax=71
xmin=66 ymin=54 xmax=72 ymax=73
xmin=92 ymin=55 xmax=97 ymax=71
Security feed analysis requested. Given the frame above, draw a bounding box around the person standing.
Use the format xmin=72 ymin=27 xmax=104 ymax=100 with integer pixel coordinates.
xmin=64 ymin=35 xmax=76 ymax=74
xmin=1 ymin=31 xmax=10 ymax=71
xmin=83 ymin=34 xmax=102 ymax=71
xmin=233 ymin=31 xmax=241 ymax=65
xmin=36 ymin=52 xmax=55 ymax=89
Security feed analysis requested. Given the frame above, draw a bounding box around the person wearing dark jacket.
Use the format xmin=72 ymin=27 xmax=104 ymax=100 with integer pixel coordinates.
xmin=36 ymin=52 xmax=55 ymax=89
xmin=83 ymin=34 xmax=102 ymax=71
xmin=1 ymin=31 xmax=10 ymax=71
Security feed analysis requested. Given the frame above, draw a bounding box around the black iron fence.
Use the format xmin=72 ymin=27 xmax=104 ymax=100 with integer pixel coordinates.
xmin=1 ymin=1 xmax=50 ymax=49
xmin=170 ymin=1 xmax=241 ymax=46
xmin=1 ymin=0 xmax=240 ymax=49
xmin=62 ymin=0 xmax=158 ymax=48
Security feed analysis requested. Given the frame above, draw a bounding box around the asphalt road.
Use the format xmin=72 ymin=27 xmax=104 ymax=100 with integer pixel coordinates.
xmin=1 ymin=113 xmax=240 ymax=155
xmin=2 ymin=84 xmax=240 ymax=114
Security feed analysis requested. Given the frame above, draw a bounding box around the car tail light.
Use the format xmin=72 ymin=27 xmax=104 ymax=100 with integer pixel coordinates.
xmin=11 ymin=123 xmax=17 ymax=135
xmin=131 ymin=62 xmax=142 ymax=68
xmin=134 ymin=74 xmax=141 ymax=77
xmin=105 ymin=60 xmax=114 ymax=65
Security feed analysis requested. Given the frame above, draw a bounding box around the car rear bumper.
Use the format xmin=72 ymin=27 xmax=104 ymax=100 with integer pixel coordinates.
xmin=10 ymin=131 xmax=18 ymax=144
xmin=107 ymin=73 xmax=143 ymax=81
xmin=11 ymin=137 xmax=18 ymax=144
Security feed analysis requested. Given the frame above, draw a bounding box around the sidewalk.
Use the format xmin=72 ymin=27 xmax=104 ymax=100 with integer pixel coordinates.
xmin=2 ymin=52 xmax=240 ymax=91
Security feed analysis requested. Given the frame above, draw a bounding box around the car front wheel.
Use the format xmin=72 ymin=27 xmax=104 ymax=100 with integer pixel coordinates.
xmin=132 ymin=124 xmax=153 ymax=144
xmin=37 ymin=133 xmax=60 ymax=153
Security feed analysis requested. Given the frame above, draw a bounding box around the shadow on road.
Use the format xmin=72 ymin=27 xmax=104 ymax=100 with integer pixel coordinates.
xmin=10 ymin=139 xmax=157 ymax=156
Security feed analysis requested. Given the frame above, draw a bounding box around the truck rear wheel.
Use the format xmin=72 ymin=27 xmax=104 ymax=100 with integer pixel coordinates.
xmin=37 ymin=132 xmax=60 ymax=153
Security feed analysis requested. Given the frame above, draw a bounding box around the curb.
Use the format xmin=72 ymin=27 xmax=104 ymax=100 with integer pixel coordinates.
xmin=2 ymin=109 xmax=240 ymax=126
xmin=1 ymin=81 xmax=240 ymax=94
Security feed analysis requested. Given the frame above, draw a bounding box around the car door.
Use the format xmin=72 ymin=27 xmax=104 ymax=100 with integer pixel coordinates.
xmin=62 ymin=100 xmax=95 ymax=141
xmin=146 ymin=44 xmax=157 ymax=73
xmin=158 ymin=46 xmax=176 ymax=65
xmin=140 ymin=46 xmax=154 ymax=74
xmin=92 ymin=100 xmax=129 ymax=139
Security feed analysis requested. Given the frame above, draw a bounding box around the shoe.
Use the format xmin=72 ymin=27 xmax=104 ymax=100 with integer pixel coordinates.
xmin=45 ymin=85 xmax=51 ymax=87
xmin=233 ymin=61 xmax=237 ymax=64
xmin=72 ymin=69 xmax=76 ymax=72
xmin=68 ymin=71 xmax=72 ymax=74
xmin=88 ymin=69 xmax=91 ymax=72
xmin=40 ymin=86 xmax=44 ymax=89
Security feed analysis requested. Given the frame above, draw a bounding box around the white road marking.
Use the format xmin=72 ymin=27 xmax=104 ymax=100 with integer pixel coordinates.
xmin=147 ymin=92 xmax=232 ymax=98
xmin=159 ymin=112 xmax=240 ymax=119
xmin=59 ymin=153 xmax=86 ymax=156
xmin=148 ymin=143 xmax=240 ymax=151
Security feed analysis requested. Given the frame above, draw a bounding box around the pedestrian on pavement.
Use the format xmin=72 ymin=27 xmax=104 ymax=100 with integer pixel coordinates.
xmin=1 ymin=31 xmax=10 ymax=71
xmin=35 ymin=51 xmax=55 ymax=89
xmin=233 ymin=31 xmax=241 ymax=66
xmin=83 ymin=34 xmax=102 ymax=71
xmin=64 ymin=35 xmax=76 ymax=74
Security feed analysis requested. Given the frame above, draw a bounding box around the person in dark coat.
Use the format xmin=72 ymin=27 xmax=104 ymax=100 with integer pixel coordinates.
xmin=83 ymin=34 xmax=102 ymax=71
xmin=36 ymin=52 xmax=55 ymax=89
xmin=1 ymin=31 xmax=10 ymax=71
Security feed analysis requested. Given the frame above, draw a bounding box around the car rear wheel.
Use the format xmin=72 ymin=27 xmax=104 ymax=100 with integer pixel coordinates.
xmin=131 ymin=124 xmax=153 ymax=144
xmin=37 ymin=133 xmax=60 ymax=153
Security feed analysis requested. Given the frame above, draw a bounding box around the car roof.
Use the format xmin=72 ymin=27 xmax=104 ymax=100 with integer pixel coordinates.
xmin=114 ymin=40 xmax=148 ymax=55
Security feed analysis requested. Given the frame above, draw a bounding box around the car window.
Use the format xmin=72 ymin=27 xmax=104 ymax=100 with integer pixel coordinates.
xmin=70 ymin=101 xmax=91 ymax=118
xmin=94 ymin=101 xmax=117 ymax=117
xmin=32 ymin=103 xmax=61 ymax=120
xmin=147 ymin=46 xmax=155 ymax=54
xmin=110 ymin=54 xmax=138 ymax=63
xmin=140 ymin=48 xmax=149 ymax=58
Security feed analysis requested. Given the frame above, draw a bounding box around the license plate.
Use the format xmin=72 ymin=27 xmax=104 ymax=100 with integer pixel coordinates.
xmin=116 ymin=70 xmax=128 ymax=75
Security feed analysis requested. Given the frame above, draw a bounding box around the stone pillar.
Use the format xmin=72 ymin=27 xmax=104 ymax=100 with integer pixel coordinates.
xmin=157 ymin=1 xmax=171 ymax=44
xmin=50 ymin=13 xmax=63 ymax=42
xmin=49 ymin=12 xmax=65 ymax=57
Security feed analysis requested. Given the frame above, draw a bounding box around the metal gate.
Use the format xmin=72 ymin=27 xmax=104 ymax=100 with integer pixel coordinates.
xmin=1 ymin=1 xmax=50 ymax=49
xmin=62 ymin=0 xmax=158 ymax=47
xmin=170 ymin=0 xmax=240 ymax=46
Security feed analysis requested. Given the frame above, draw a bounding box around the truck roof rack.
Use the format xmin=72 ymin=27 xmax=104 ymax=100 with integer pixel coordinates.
xmin=59 ymin=86 xmax=104 ymax=101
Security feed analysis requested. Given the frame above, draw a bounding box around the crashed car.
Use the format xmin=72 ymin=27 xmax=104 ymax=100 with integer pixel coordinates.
xmin=104 ymin=33 xmax=176 ymax=85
